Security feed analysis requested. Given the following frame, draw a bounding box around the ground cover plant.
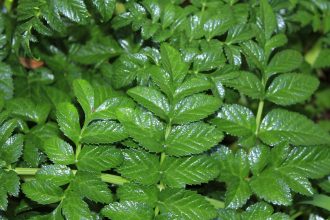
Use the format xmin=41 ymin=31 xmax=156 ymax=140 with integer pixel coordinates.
xmin=0 ymin=0 xmax=330 ymax=219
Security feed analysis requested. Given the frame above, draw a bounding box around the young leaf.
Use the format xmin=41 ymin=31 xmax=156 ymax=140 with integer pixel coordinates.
xmin=102 ymin=201 xmax=154 ymax=220
xmin=259 ymin=109 xmax=330 ymax=146
xmin=56 ymin=102 xmax=81 ymax=144
xmin=221 ymin=71 xmax=263 ymax=99
xmin=161 ymin=155 xmax=219 ymax=187
xmin=157 ymin=188 xmax=217 ymax=220
xmin=128 ymin=86 xmax=169 ymax=120
xmin=165 ymin=122 xmax=223 ymax=156
xmin=117 ymin=108 xmax=164 ymax=152
xmin=22 ymin=180 xmax=63 ymax=205
xmin=62 ymin=192 xmax=93 ymax=220
xmin=225 ymin=178 xmax=252 ymax=209
xmin=0 ymin=134 xmax=24 ymax=164
xmin=51 ymin=0 xmax=89 ymax=24
xmin=212 ymin=104 xmax=256 ymax=137
xmin=81 ymin=120 xmax=128 ymax=144
xmin=171 ymin=94 xmax=221 ymax=124
xmin=77 ymin=145 xmax=123 ymax=172
xmin=260 ymin=0 xmax=277 ymax=39
xmin=118 ymin=149 xmax=160 ymax=185
xmin=92 ymin=0 xmax=116 ymax=21
xmin=266 ymin=50 xmax=303 ymax=77
xmin=43 ymin=137 xmax=75 ymax=165
xmin=174 ymin=76 xmax=211 ymax=100
xmin=73 ymin=79 xmax=94 ymax=117
xmin=266 ymin=73 xmax=319 ymax=105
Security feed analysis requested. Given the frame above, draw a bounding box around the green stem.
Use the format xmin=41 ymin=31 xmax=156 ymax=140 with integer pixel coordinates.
xmin=255 ymin=100 xmax=264 ymax=135
xmin=75 ymin=143 xmax=82 ymax=161
xmin=290 ymin=211 xmax=303 ymax=219
xmin=205 ymin=197 xmax=225 ymax=209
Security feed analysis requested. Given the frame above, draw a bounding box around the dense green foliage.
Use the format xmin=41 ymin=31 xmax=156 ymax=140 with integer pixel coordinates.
xmin=1 ymin=0 xmax=330 ymax=219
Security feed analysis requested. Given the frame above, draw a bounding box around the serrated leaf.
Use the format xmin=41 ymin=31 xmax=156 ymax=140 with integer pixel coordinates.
xmin=221 ymin=71 xmax=263 ymax=99
xmin=0 ymin=119 xmax=17 ymax=146
xmin=161 ymin=155 xmax=219 ymax=187
xmin=117 ymin=183 xmax=158 ymax=207
xmin=56 ymin=102 xmax=81 ymax=144
xmin=73 ymin=172 xmax=113 ymax=204
xmin=73 ymin=79 xmax=94 ymax=117
xmin=128 ymin=86 xmax=169 ymax=120
xmin=174 ymin=76 xmax=211 ymax=100
xmin=0 ymin=134 xmax=23 ymax=164
xmin=102 ymin=201 xmax=154 ymax=220
xmin=149 ymin=65 xmax=173 ymax=98
xmin=225 ymin=178 xmax=251 ymax=209
xmin=260 ymin=0 xmax=277 ymax=39
xmin=250 ymin=170 xmax=292 ymax=205
xmin=266 ymin=50 xmax=303 ymax=77
xmin=0 ymin=63 xmax=13 ymax=100
xmin=266 ymin=73 xmax=319 ymax=105
xmin=77 ymin=145 xmax=123 ymax=171
xmin=22 ymin=180 xmax=63 ymax=205
xmin=171 ymin=94 xmax=221 ymax=124
xmin=118 ymin=149 xmax=160 ymax=185
xmin=259 ymin=109 xmax=330 ymax=146
xmin=160 ymin=43 xmax=188 ymax=85
xmin=212 ymin=104 xmax=256 ymax=137
xmin=52 ymin=0 xmax=89 ymax=24
xmin=93 ymin=0 xmax=116 ymax=21
xmin=157 ymin=188 xmax=217 ymax=220
xmin=242 ymin=202 xmax=274 ymax=219
xmin=241 ymin=41 xmax=265 ymax=70
xmin=117 ymin=108 xmax=164 ymax=152
xmin=62 ymin=193 xmax=93 ymax=220
xmin=248 ymin=145 xmax=270 ymax=175
xmin=36 ymin=165 xmax=73 ymax=186
xmin=165 ymin=122 xmax=223 ymax=156
xmin=226 ymin=24 xmax=255 ymax=44
xmin=43 ymin=137 xmax=75 ymax=165
xmin=0 ymin=170 xmax=20 ymax=197
xmin=0 ymin=187 xmax=8 ymax=211
xmin=81 ymin=120 xmax=128 ymax=144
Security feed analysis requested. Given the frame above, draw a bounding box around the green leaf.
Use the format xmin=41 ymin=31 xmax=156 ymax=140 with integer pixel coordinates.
xmin=52 ymin=0 xmax=89 ymax=24
xmin=265 ymin=34 xmax=288 ymax=57
xmin=93 ymin=0 xmax=116 ymax=21
xmin=162 ymin=155 xmax=219 ymax=187
xmin=250 ymin=169 xmax=292 ymax=205
xmin=22 ymin=180 xmax=63 ymax=205
xmin=160 ymin=43 xmax=188 ymax=85
xmin=203 ymin=9 xmax=234 ymax=39
xmin=0 ymin=134 xmax=23 ymax=164
xmin=77 ymin=145 xmax=123 ymax=172
xmin=0 ymin=63 xmax=13 ymax=100
xmin=128 ymin=86 xmax=169 ymax=120
xmin=302 ymin=194 xmax=330 ymax=211
xmin=149 ymin=66 xmax=173 ymax=98
xmin=36 ymin=165 xmax=73 ymax=186
xmin=242 ymin=202 xmax=274 ymax=219
xmin=174 ymin=76 xmax=211 ymax=100
xmin=171 ymin=94 xmax=221 ymax=124
xmin=62 ymin=193 xmax=93 ymax=220
xmin=266 ymin=50 xmax=303 ymax=77
xmin=81 ymin=120 xmax=128 ymax=144
xmin=225 ymin=178 xmax=251 ymax=209
xmin=0 ymin=119 xmax=17 ymax=146
xmin=118 ymin=149 xmax=160 ymax=185
xmin=212 ymin=104 xmax=256 ymax=137
xmin=56 ymin=102 xmax=81 ymax=144
xmin=260 ymin=0 xmax=277 ymax=39
xmin=43 ymin=137 xmax=75 ymax=165
xmin=259 ymin=109 xmax=330 ymax=146
xmin=7 ymin=98 xmax=50 ymax=124
xmin=221 ymin=71 xmax=263 ymax=99
xmin=226 ymin=24 xmax=255 ymax=44
xmin=240 ymin=41 xmax=265 ymax=70
xmin=165 ymin=122 xmax=223 ymax=156
xmin=73 ymin=79 xmax=94 ymax=117
xmin=248 ymin=145 xmax=270 ymax=175
xmin=0 ymin=187 xmax=8 ymax=211
xmin=0 ymin=170 xmax=20 ymax=196
xmin=117 ymin=183 xmax=158 ymax=207
xmin=117 ymin=108 xmax=164 ymax=152
xmin=73 ymin=172 xmax=113 ymax=204
xmin=266 ymin=73 xmax=319 ymax=105
xmin=102 ymin=201 xmax=154 ymax=220
xmin=157 ymin=188 xmax=217 ymax=220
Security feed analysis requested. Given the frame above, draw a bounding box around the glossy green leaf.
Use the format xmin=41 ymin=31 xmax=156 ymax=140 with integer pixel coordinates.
xmin=117 ymin=108 xmax=164 ymax=152
xmin=241 ymin=41 xmax=265 ymax=70
xmin=22 ymin=180 xmax=63 ymax=205
xmin=266 ymin=50 xmax=303 ymax=77
xmin=0 ymin=170 xmax=20 ymax=197
xmin=225 ymin=178 xmax=251 ymax=209
xmin=259 ymin=109 xmax=330 ymax=146
xmin=171 ymin=94 xmax=221 ymax=124
xmin=266 ymin=73 xmax=319 ymax=105
xmin=81 ymin=120 xmax=128 ymax=144
xmin=73 ymin=79 xmax=94 ymax=117
xmin=117 ymin=183 xmax=158 ymax=207
xmin=0 ymin=63 xmax=13 ymax=100
xmin=260 ymin=0 xmax=277 ymax=39
xmin=102 ymin=201 xmax=153 ymax=220
xmin=162 ymin=155 xmax=219 ymax=187
xmin=77 ymin=145 xmax=123 ymax=171
xmin=52 ymin=0 xmax=89 ymax=24
xmin=248 ymin=145 xmax=270 ymax=175
xmin=43 ymin=137 xmax=75 ymax=165
xmin=118 ymin=149 xmax=160 ymax=185
xmin=36 ymin=165 xmax=73 ymax=186
xmin=128 ymin=86 xmax=169 ymax=120
xmin=56 ymin=102 xmax=81 ymax=144
xmin=93 ymin=0 xmax=116 ymax=21
xmin=212 ymin=104 xmax=256 ymax=137
xmin=302 ymin=194 xmax=330 ymax=211
xmin=0 ymin=134 xmax=23 ymax=164
xmin=62 ymin=192 xmax=93 ymax=219
xmin=174 ymin=76 xmax=211 ymax=100
xmin=221 ymin=71 xmax=263 ymax=99
xmin=165 ymin=122 xmax=223 ymax=156
xmin=158 ymin=188 xmax=217 ymax=220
